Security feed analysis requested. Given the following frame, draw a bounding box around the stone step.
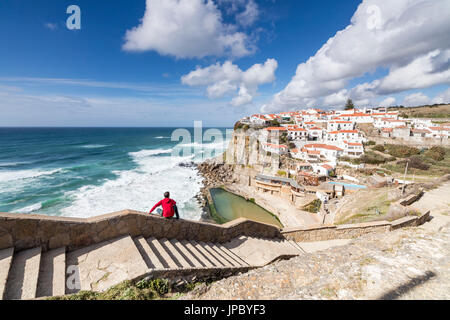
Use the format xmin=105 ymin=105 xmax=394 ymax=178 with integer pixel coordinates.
xmin=170 ymin=239 xmax=203 ymax=268
xmin=134 ymin=236 xmax=165 ymax=270
xmin=216 ymin=245 xmax=250 ymax=267
xmin=66 ymin=235 xmax=148 ymax=292
xmin=36 ymin=247 xmax=66 ymax=298
xmin=0 ymin=247 xmax=14 ymax=300
xmin=195 ymin=241 xmax=224 ymax=267
xmin=160 ymin=238 xmax=191 ymax=268
xmin=205 ymin=242 xmax=236 ymax=267
xmin=147 ymin=237 xmax=178 ymax=269
xmin=224 ymin=236 xmax=299 ymax=267
xmin=208 ymin=243 xmax=242 ymax=267
xmin=181 ymin=240 xmax=214 ymax=268
xmin=189 ymin=240 xmax=218 ymax=268
xmin=287 ymin=240 xmax=306 ymax=254
xmin=4 ymin=247 xmax=42 ymax=300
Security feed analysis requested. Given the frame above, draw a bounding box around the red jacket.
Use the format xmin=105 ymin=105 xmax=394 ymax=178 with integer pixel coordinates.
xmin=149 ymin=198 xmax=176 ymax=218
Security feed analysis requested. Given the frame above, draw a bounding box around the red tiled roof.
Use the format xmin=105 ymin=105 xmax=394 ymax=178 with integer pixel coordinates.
xmin=265 ymin=143 xmax=287 ymax=148
xmin=304 ymin=144 xmax=343 ymax=151
xmin=265 ymin=127 xmax=287 ymax=131
xmin=344 ymin=140 xmax=362 ymax=146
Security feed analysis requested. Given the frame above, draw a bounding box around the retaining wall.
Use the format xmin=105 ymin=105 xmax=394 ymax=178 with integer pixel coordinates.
xmin=0 ymin=210 xmax=282 ymax=252
xmin=281 ymin=211 xmax=430 ymax=241
xmin=0 ymin=209 xmax=431 ymax=252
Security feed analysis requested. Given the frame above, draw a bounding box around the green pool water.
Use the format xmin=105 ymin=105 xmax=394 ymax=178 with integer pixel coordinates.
xmin=209 ymin=188 xmax=283 ymax=228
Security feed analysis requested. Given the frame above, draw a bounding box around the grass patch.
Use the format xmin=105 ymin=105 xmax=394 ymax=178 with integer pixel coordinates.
xmin=49 ymin=278 xmax=206 ymax=300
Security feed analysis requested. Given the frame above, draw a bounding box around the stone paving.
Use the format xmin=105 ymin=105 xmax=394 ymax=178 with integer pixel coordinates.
xmin=182 ymin=219 xmax=450 ymax=300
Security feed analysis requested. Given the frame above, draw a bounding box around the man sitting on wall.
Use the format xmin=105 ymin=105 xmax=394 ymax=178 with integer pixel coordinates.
xmin=149 ymin=191 xmax=180 ymax=219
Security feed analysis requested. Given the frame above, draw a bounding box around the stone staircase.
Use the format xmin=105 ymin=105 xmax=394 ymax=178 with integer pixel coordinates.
xmin=0 ymin=234 xmax=304 ymax=300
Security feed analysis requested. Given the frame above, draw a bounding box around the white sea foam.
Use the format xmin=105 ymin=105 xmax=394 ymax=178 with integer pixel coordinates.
xmin=17 ymin=202 xmax=42 ymax=214
xmin=0 ymin=162 xmax=28 ymax=167
xmin=129 ymin=148 xmax=173 ymax=159
xmin=60 ymin=148 xmax=203 ymax=220
xmin=0 ymin=168 xmax=62 ymax=183
xmin=154 ymin=136 xmax=170 ymax=139
xmin=60 ymin=138 xmax=229 ymax=220
xmin=79 ymin=144 xmax=111 ymax=149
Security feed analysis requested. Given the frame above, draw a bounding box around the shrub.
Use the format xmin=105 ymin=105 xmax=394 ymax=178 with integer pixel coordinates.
xmin=277 ymin=170 xmax=287 ymax=177
xmin=372 ymin=144 xmax=385 ymax=152
xmin=234 ymin=121 xmax=243 ymax=130
xmin=367 ymin=140 xmax=376 ymax=146
xmin=425 ymin=146 xmax=446 ymax=161
xmin=399 ymin=156 xmax=430 ymax=170
xmin=385 ymin=144 xmax=420 ymax=158
xmin=302 ymin=199 xmax=322 ymax=213
xmin=357 ymin=151 xmax=387 ymax=165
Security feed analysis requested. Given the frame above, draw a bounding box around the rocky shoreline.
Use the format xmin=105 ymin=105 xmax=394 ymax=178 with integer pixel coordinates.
xmin=180 ymin=156 xmax=238 ymax=224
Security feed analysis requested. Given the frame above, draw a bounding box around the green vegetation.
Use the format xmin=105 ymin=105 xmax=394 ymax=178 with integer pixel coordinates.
xmin=389 ymin=104 xmax=450 ymax=118
xmin=344 ymin=98 xmax=355 ymax=110
xmin=382 ymin=147 xmax=450 ymax=177
xmin=343 ymin=151 xmax=396 ymax=165
xmin=269 ymin=119 xmax=280 ymax=127
xmin=384 ymin=144 xmax=420 ymax=158
xmin=48 ymin=278 xmax=204 ymax=300
xmin=372 ymin=144 xmax=385 ymax=152
xmin=280 ymin=132 xmax=288 ymax=144
xmin=366 ymin=140 xmax=376 ymax=146
xmin=208 ymin=199 xmax=228 ymax=224
xmin=277 ymin=170 xmax=287 ymax=177
xmin=425 ymin=146 xmax=446 ymax=161
xmin=302 ymin=199 xmax=322 ymax=213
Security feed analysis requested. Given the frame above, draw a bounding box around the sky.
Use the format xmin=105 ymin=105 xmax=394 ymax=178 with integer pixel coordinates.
xmin=0 ymin=0 xmax=449 ymax=127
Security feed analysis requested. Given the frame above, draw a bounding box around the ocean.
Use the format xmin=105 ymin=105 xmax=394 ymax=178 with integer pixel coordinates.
xmin=0 ymin=127 xmax=231 ymax=220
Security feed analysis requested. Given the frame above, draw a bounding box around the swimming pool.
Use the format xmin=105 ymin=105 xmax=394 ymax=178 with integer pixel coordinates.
xmin=209 ymin=188 xmax=283 ymax=228
xmin=328 ymin=181 xmax=367 ymax=190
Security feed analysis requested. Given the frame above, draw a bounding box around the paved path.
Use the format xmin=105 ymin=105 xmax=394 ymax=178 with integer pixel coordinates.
xmin=182 ymin=218 xmax=450 ymax=300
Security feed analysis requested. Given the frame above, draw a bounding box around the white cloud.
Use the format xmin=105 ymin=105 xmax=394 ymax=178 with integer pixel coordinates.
xmin=181 ymin=58 xmax=278 ymax=106
xmin=122 ymin=0 xmax=254 ymax=59
xmin=236 ymin=0 xmax=259 ymax=27
xmin=262 ymin=0 xmax=450 ymax=112
xmin=402 ymin=92 xmax=431 ymax=107
xmin=376 ymin=50 xmax=450 ymax=94
xmin=323 ymin=89 xmax=348 ymax=107
xmin=379 ymin=97 xmax=396 ymax=108
xmin=431 ymin=88 xmax=450 ymax=104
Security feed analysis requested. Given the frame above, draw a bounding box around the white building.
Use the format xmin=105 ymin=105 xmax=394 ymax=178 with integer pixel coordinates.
xmin=327 ymin=121 xmax=354 ymax=131
xmin=288 ymin=128 xmax=308 ymax=140
xmin=325 ymin=130 xmax=363 ymax=143
xmin=262 ymin=143 xmax=288 ymax=155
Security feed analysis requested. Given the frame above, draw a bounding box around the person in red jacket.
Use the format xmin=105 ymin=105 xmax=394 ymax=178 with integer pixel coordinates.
xmin=149 ymin=191 xmax=179 ymax=219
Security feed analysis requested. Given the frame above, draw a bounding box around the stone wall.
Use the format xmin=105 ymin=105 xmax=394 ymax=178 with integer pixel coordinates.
xmin=282 ymin=211 xmax=430 ymax=241
xmin=369 ymin=136 xmax=450 ymax=148
xmin=0 ymin=210 xmax=282 ymax=252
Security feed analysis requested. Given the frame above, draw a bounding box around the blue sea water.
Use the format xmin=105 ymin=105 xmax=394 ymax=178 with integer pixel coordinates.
xmin=0 ymin=128 xmax=231 ymax=220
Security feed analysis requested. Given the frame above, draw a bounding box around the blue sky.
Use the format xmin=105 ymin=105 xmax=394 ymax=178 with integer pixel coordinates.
xmin=0 ymin=0 xmax=449 ymax=127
